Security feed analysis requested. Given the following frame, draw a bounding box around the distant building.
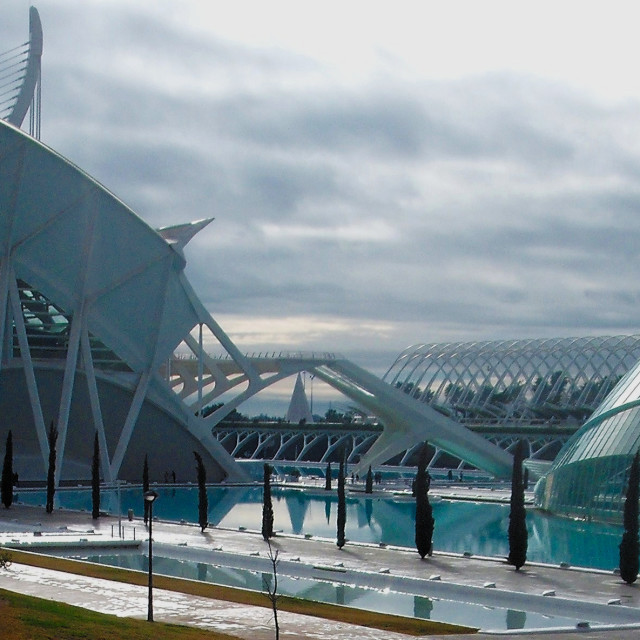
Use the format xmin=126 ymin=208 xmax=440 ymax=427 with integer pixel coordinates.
xmin=387 ymin=337 xmax=640 ymax=523
xmin=385 ymin=337 xmax=640 ymax=430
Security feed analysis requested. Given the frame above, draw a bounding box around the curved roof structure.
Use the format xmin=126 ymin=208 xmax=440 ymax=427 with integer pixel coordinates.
xmin=385 ymin=337 xmax=640 ymax=428
xmin=535 ymin=356 xmax=640 ymax=523
xmin=3 ymin=137 xmax=197 ymax=373
xmin=0 ymin=118 xmax=247 ymax=484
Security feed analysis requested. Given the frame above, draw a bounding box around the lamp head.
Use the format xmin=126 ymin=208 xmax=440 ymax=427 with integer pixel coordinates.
xmin=144 ymin=490 xmax=159 ymax=503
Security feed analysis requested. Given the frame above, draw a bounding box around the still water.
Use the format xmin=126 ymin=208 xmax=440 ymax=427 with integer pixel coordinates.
xmin=18 ymin=484 xmax=622 ymax=571
xmin=72 ymin=551 xmax=584 ymax=631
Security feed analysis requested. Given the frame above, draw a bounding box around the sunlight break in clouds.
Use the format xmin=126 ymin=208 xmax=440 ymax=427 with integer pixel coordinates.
xmin=213 ymin=316 xmax=395 ymax=351
xmin=261 ymin=220 xmax=397 ymax=243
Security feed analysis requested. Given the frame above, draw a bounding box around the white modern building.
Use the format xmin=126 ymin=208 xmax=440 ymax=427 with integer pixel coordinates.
xmin=0 ymin=117 xmax=257 ymax=484
xmin=0 ymin=7 xmax=559 ymax=488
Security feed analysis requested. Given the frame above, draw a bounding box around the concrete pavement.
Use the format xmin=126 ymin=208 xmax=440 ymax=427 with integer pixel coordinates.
xmin=1 ymin=502 xmax=640 ymax=638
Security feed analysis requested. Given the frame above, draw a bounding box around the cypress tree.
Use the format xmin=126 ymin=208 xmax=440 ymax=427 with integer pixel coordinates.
xmin=91 ymin=432 xmax=100 ymax=519
xmin=415 ymin=443 xmax=434 ymax=559
xmin=262 ymin=463 xmax=274 ymax=540
xmin=142 ymin=454 xmax=150 ymax=526
xmin=193 ymin=451 xmax=208 ymax=532
xmin=620 ymin=450 xmax=640 ymax=584
xmin=365 ymin=465 xmax=373 ymax=494
xmin=1 ymin=431 xmax=13 ymax=509
xmin=507 ymin=439 xmax=528 ymax=570
xmin=324 ymin=462 xmax=331 ymax=490
xmin=46 ymin=422 xmax=58 ymax=514
xmin=337 ymin=455 xmax=346 ymax=549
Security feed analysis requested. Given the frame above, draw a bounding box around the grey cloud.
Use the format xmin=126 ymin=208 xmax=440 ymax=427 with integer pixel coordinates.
xmin=9 ymin=1 xmax=640 ymax=378
xmin=217 ymin=91 xmax=429 ymax=158
xmin=209 ymin=74 xmax=582 ymax=168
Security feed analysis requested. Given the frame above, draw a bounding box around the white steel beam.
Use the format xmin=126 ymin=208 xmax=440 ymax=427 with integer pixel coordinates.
xmin=80 ymin=327 xmax=113 ymax=483
xmin=0 ymin=259 xmax=11 ymax=369
xmin=8 ymin=273 xmax=48 ymax=469
xmin=109 ymin=371 xmax=151 ymax=479
xmin=54 ymin=305 xmax=84 ymax=487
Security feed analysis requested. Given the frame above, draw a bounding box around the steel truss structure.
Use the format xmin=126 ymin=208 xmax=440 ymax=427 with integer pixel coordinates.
xmin=385 ymin=337 xmax=640 ymax=428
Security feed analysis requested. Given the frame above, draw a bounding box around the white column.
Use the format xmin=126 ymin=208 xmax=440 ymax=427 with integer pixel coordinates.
xmin=54 ymin=304 xmax=85 ymax=486
xmin=8 ymin=275 xmax=48 ymax=469
xmin=109 ymin=371 xmax=151 ymax=479
xmin=197 ymin=322 xmax=203 ymax=412
xmin=80 ymin=327 xmax=113 ymax=483
xmin=0 ymin=258 xmax=12 ymax=369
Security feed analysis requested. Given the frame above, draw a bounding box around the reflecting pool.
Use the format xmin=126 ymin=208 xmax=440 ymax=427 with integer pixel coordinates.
xmin=73 ymin=551 xmax=585 ymax=631
xmin=17 ymin=484 xmax=622 ymax=571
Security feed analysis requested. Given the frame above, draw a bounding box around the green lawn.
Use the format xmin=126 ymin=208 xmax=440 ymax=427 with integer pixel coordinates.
xmin=0 ymin=588 xmax=238 ymax=640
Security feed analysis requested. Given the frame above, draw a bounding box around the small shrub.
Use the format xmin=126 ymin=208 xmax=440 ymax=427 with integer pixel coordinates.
xmin=0 ymin=549 xmax=12 ymax=569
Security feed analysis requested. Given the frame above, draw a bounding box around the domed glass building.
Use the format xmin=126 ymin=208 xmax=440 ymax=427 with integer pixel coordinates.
xmin=535 ymin=357 xmax=640 ymax=524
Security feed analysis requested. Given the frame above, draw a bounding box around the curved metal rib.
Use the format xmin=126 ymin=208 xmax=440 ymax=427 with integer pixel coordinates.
xmin=5 ymin=7 xmax=42 ymax=130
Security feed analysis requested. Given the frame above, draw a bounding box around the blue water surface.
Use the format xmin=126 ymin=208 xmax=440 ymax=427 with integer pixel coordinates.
xmin=17 ymin=484 xmax=622 ymax=571
xmin=72 ymin=551 xmax=583 ymax=631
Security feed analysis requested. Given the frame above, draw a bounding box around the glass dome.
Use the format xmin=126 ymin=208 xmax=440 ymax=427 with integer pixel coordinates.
xmin=535 ymin=357 xmax=640 ymax=523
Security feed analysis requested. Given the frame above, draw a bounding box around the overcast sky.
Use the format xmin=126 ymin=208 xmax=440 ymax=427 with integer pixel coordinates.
xmin=5 ymin=1 xmax=640 ymax=413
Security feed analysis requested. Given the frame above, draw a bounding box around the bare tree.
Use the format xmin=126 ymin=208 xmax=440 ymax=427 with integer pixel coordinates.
xmin=263 ymin=540 xmax=280 ymax=640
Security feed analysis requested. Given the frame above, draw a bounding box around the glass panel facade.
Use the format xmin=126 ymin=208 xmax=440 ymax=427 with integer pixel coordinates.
xmin=534 ymin=360 xmax=640 ymax=523
xmin=12 ymin=279 xmax=131 ymax=372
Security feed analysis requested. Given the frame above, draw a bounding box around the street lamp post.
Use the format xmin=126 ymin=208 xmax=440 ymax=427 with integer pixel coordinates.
xmin=116 ymin=479 xmax=122 ymax=538
xmin=144 ymin=490 xmax=159 ymax=622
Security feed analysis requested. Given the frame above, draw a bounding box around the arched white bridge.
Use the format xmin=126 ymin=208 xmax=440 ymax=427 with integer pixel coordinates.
xmin=164 ymin=351 xmax=514 ymax=479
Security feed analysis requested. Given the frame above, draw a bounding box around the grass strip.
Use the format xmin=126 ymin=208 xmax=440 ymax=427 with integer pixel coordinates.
xmin=0 ymin=587 xmax=238 ymax=640
xmin=3 ymin=547 xmax=476 ymax=636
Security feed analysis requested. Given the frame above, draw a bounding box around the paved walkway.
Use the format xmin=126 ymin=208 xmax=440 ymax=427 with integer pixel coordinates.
xmin=1 ymin=503 xmax=640 ymax=639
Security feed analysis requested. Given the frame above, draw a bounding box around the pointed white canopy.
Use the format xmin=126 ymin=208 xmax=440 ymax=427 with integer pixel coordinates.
xmin=157 ymin=218 xmax=214 ymax=255
xmin=286 ymin=373 xmax=313 ymax=424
